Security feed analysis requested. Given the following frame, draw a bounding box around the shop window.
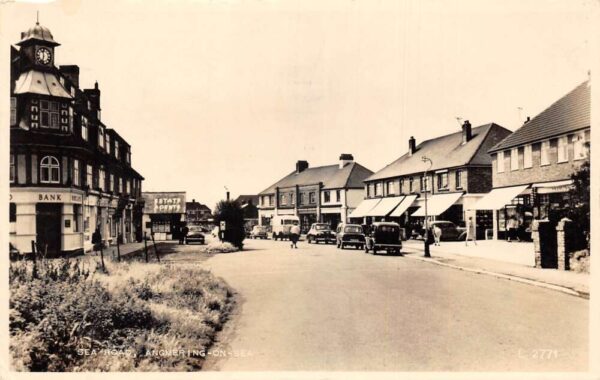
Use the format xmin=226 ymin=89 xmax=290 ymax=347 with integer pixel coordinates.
xmin=40 ymin=156 xmax=60 ymax=184
xmin=573 ymin=132 xmax=588 ymax=160
xmin=386 ymin=181 xmax=396 ymax=195
xmin=523 ymin=144 xmax=533 ymax=168
xmin=10 ymin=154 xmax=15 ymax=183
xmin=10 ymin=97 xmax=17 ymax=126
xmin=437 ymin=172 xmax=448 ymax=190
xmin=10 ymin=203 xmax=16 ymax=223
xmin=309 ymin=192 xmax=316 ymax=204
xmin=336 ymin=190 xmax=341 ymax=202
xmin=557 ymin=136 xmax=568 ymax=163
xmin=497 ymin=151 xmax=505 ymax=173
xmin=73 ymin=159 xmax=80 ymax=186
xmin=73 ymin=205 xmax=82 ymax=232
xmin=540 ymin=140 xmax=550 ymax=166
xmin=324 ymin=191 xmax=331 ymax=203
xmin=455 ymin=170 xmax=463 ymax=190
xmin=510 ymin=148 xmax=519 ymax=171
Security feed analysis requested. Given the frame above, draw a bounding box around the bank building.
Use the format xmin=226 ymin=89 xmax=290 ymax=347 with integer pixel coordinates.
xmin=9 ymin=20 xmax=144 ymax=256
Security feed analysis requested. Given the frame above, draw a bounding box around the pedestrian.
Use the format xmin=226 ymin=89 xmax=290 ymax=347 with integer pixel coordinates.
xmin=290 ymin=223 xmax=301 ymax=249
xmin=179 ymin=224 xmax=189 ymax=245
xmin=507 ymin=216 xmax=520 ymax=242
xmin=432 ymin=224 xmax=442 ymax=246
xmin=91 ymin=225 xmax=102 ymax=255
xmin=465 ymin=217 xmax=477 ymax=246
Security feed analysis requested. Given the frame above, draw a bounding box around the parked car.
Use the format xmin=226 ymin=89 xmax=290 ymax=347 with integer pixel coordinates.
xmin=364 ymin=222 xmax=402 ymax=255
xmin=250 ymin=225 xmax=268 ymax=239
xmin=185 ymin=226 xmax=205 ymax=244
xmin=271 ymin=215 xmax=300 ymax=240
xmin=428 ymin=221 xmax=466 ymax=241
xmin=335 ymin=223 xmax=365 ymax=250
xmin=9 ymin=243 xmax=21 ymax=261
xmin=306 ymin=223 xmax=336 ymax=244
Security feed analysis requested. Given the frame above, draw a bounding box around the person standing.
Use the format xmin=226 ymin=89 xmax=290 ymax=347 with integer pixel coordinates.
xmin=507 ymin=216 xmax=520 ymax=242
xmin=465 ymin=217 xmax=477 ymax=246
xmin=432 ymin=224 xmax=442 ymax=246
xmin=91 ymin=225 xmax=102 ymax=255
xmin=290 ymin=223 xmax=301 ymax=249
xmin=180 ymin=224 xmax=189 ymax=245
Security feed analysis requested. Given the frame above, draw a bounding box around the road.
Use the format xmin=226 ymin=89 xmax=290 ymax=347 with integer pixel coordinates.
xmin=189 ymin=237 xmax=588 ymax=371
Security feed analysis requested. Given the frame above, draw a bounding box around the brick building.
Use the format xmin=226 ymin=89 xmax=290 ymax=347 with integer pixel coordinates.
xmin=476 ymin=80 xmax=590 ymax=239
xmin=9 ymin=21 xmax=144 ymax=255
xmin=185 ymin=199 xmax=213 ymax=227
xmin=357 ymin=121 xmax=511 ymax=237
xmin=258 ymin=154 xmax=373 ymax=233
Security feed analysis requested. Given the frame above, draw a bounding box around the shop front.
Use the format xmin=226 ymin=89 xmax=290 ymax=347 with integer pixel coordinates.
xmin=142 ymin=192 xmax=186 ymax=241
xmin=471 ymin=185 xmax=531 ymax=240
xmin=297 ymin=208 xmax=317 ymax=233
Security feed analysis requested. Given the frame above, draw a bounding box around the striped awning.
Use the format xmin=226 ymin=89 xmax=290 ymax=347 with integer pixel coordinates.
xmin=411 ymin=192 xmax=463 ymax=217
xmin=348 ymin=198 xmax=381 ymax=218
xmin=366 ymin=196 xmax=405 ymax=217
xmin=471 ymin=185 xmax=529 ymax=210
xmin=389 ymin=194 xmax=418 ymax=217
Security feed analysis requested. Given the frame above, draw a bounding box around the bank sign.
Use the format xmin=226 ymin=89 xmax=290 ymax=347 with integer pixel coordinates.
xmin=143 ymin=192 xmax=186 ymax=214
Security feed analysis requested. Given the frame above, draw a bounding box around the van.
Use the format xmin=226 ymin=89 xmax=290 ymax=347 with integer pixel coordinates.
xmin=270 ymin=215 xmax=300 ymax=240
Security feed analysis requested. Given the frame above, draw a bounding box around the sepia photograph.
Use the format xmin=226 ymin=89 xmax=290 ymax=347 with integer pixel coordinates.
xmin=0 ymin=0 xmax=598 ymax=377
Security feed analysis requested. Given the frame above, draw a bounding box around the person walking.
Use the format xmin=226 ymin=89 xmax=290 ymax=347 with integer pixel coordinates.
xmin=91 ymin=225 xmax=102 ymax=255
xmin=179 ymin=224 xmax=189 ymax=245
xmin=465 ymin=217 xmax=477 ymax=246
xmin=507 ymin=216 xmax=520 ymax=242
xmin=290 ymin=223 xmax=301 ymax=249
xmin=432 ymin=224 xmax=442 ymax=246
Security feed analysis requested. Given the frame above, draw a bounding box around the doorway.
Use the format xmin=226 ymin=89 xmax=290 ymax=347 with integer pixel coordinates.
xmin=36 ymin=203 xmax=62 ymax=256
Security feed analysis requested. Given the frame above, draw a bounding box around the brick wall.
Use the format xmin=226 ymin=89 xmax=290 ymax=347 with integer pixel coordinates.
xmin=466 ymin=166 xmax=493 ymax=193
xmin=492 ymin=129 xmax=589 ymax=188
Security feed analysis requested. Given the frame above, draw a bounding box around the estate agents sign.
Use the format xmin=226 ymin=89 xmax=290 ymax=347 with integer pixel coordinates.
xmin=142 ymin=192 xmax=186 ymax=214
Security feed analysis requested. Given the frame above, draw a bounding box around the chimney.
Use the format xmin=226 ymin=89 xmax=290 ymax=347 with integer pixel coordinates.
xmin=296 ymin=160 xmax=309 ymax=174
xmin=59 ymin=65 xmax=80 ymax=88
xmin=524 ymin=116 xmax=531 ymax=124
xmin=461 ymin=120 xmax=472 ymax=144
xmin=339 ymin=153 xmax=354 ymax=169
xmin=408 ymin=136 xmax=416 ymax=156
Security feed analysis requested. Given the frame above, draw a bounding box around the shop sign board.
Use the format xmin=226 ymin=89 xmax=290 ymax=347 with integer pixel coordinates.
xmin=10 ymin=189 xmax=84 ymax=204
xmin=143 ymin=192 xmax=186 ymax=214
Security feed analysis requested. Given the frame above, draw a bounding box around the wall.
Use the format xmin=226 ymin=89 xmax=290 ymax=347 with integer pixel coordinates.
xmin=466 ymin=167 xmax=493 ymax=193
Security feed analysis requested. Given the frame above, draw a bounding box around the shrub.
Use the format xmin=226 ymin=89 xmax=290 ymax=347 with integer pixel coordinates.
xmin=213 ymin=200 xmax=245 ymax=249
xmin=203 ymin=241 xmax=238 ymax=254
xmin=569 ymin=249 xmax=590 ymax=273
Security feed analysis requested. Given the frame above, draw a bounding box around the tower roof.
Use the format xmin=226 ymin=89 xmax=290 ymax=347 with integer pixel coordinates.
xmin=16 ymin=21 xmax=59 ymax=46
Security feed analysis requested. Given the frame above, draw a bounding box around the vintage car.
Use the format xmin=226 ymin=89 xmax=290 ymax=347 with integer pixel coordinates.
xmin=364 ymin=222 xmax=402 ymax=255
xmin=335 ymin=223 xmax=365 ymax=250
xmin=306 ymin=223 xmax=336 ymax=244
xmin=271 ymin=215 xmax=300 ymax=240
xmin=428 ymin=221 xmax=467 ymax=241
xmin=249 ymin=225 xmax=269 ymax=239
xmin=185 ymin=226 xmax=206 ymax=244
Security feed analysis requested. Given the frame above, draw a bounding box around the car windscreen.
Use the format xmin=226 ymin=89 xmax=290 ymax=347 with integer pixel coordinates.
xmin=344 ymin=226 xmax=363 ymax=233
xmin=314 ymin=224 xmax=330 ymax=230
xmin=377 ymin=225 xmax=399 ymax=233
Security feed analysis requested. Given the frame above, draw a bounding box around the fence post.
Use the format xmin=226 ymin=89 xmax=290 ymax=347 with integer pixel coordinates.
xmin=151 ymin=232 xmax=160 ymax=262
xmin=144 ymin=232 xmax=149 ymax=263
xmin=99 ymin=241 xmax=106 ymax=272
xmin=116 ymin=236 xmax=121 ymax=262
xmin=30 ymin=240 xmax=37 ymax=263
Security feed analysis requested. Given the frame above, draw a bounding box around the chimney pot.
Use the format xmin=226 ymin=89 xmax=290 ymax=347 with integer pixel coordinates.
xmin=296 ymin=160 xmax=309 ymax=173
xmin=462 ymin=120 xmax=472 ymax=144
xmin=408 ymin=136 xmax=416 ymax=156
xmin=339 ymin=153 xmax=354 ymax=168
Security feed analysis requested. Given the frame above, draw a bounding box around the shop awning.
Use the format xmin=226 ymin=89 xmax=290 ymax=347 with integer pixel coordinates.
xmin=348 ymin=198 xmax=381 ymax=218
xmin=411 ymin=192 xmax=463 ymax=217
xmin=471 ymin=185 xmax=529 ymax=210
xmin=366 ymin=196 xmax=405 ymax=217
xmin=532 ymin=179 xmax=573 ymax=194
xmin=389 ymin=194 xmax=418 ymax=217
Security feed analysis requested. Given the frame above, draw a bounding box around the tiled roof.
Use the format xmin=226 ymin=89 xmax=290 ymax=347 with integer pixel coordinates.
xmin=14 ymin=70 xmax=72 ymax=98
xmin=489 ymin=81 xmax=590 ymax=153
xmin=259 ymin=162 xmax=373 ymax=195
xmin=235 ymin=195 xmax=259 ymax=205
xmin=366 ymin=123 xmax=511 ymax=181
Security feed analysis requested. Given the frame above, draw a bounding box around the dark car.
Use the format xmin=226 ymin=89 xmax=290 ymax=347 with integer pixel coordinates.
xmin=185 ymin=226 xmax=206 ymax=244
xmin=364 ymin=222 xmax=402 ymax=255
xmin=9 ymin=243 xmax=21 ymax=261
xmin=306 ymin=223 xmax=336 ymax=244
xmin=335 ymin=223 xmax=365 ymax=250
xmin=250 ymin=225 xmax=268 ymax=239
xmin=428 ymin=221 xmax=466 ymax=241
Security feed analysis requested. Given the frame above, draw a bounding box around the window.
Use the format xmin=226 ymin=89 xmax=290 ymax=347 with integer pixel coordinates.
xmin=540 ymin=140 xmax=550 ymax=166
xmin=99 ymin=169 xmax=105 ymax=191
xmin=510 ymin=148 xmax=519 ymax=171
xmin=290 ymin=192 xmax=295 ymax=205
xmin=110 ymin=174 xmax=115 ymax=192
xmin=73 ymin=159 xmax=80 ymax=186
xmin=280 ymin=193 xmax=287 ymax=205
xmin=126 ymin=180 xmax=131 ymax=194
xmin=10 ymin=97 xmax=17 ymax=126
xmin=386 ymin=181 xmax=396 ymax=195
xmin=98 ymin=128 xmax=105 ymax=149
xmin=40 ymin=156 xmax=60 ymax=183
xmin=269 ymin=195 xmax=274 ymax=206
xmin=106 ymin=134 xmax=111 ymax=154
xmin=40 ymin=101 xmax=59 ymax=129
xmin=368 ymin=183 xmax=375 ymax=197
xmin=10 ymin=154 xmax=15 ymax=183
xmin=437 ymin=172 xmax=448 ymax=190
xmin=81 ymin=116 xmax=88 ymax=141
xmin=309 ymin=192 xmax=316 ymax=204
xmin=557 ymin=136 xmax=568 ymax=163
xmin=375 ymin=182 xmax=383 ymax=196
xmin=336 ymin=190 xmax=341 ymax=202
xmin=455 ymin=170 xmax=463 ymax=189
xmin=10 ymin=203 xmax=16 ymax=223
xmin=126 ymin=150 xmax=131 ymax=164
xmin=497 ymin=151 xmax=505 ymax=173
xmin=523 ymin=144 xmax=533 ymax=168
xmin=86 ymin=164 xmax=93 ymax=187
xmin=115 ymin=140 xmax=120 ymax=158
xmin=421 ymin=175 xmax=430 ymax=192
xmin=73 ymin=205 xmax=81 ymax=232
xmin=324 ymin=191 xmax=330 ymax=203
xmin=399 ymin=179 xmax=404 ymax=194
xmin=573 ymin=132 xmax=588 ymax=160
xmin=118 ymin=177 xmax=123 ymax=193
xmin=409 ymin=177 xmax=414 ymax=193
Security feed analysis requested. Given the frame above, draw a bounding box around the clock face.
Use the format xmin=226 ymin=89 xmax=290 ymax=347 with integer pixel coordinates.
xmin=35 ymin=47 xmax=52 ymax=65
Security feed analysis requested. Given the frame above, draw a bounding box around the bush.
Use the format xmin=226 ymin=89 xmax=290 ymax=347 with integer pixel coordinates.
xmin=569 ymin=249 xmax=590 ymax=273
xmin=213 ymin=200 xmax=245 ymax=249
xmin=202 ymin=241 xmax=238 ymax=254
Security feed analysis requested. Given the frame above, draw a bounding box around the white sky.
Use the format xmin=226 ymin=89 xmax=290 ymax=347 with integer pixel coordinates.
xmin=1 ymin=0 xmax=593 ymax=209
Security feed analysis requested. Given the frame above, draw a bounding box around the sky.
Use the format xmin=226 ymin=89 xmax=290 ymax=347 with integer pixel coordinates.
xmin=0 ymin=0 xmax=593 ymax=209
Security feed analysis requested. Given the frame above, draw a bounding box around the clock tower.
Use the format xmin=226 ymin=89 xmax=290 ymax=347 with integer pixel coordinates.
xmin=16 ymin=20 xmax=60 ymax=72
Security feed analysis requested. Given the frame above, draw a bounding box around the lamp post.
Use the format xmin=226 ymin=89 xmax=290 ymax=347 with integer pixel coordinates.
xmin=421 ymin=156 xmax=433 ymax=257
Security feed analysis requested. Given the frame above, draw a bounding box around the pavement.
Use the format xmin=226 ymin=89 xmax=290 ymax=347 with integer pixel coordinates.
xmin=197 ymin=238 xmax=588 ymax=371
xmin=402 ymin=240 xmax=589 ymax=298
